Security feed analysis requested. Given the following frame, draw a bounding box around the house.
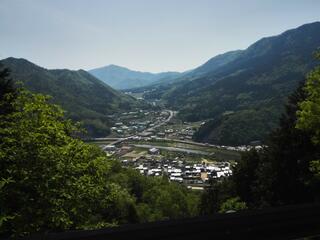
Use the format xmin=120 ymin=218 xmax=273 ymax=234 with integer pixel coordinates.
xmin=121 ymin=126 xmax=129 ymax=130
xmin=139 ymin=132 xmax=153 ymax=137
xmin=165 ymin=129 xmax=174 ymax=133
xmin=149 ymin=148 xmax=160 ymax=155
xmin=103 ymin=145 xmax=116 ymax=151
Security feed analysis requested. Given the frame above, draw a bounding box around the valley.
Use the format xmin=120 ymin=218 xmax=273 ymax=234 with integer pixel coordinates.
xmin=2 ymin=1 xmax=320 ymax=237
xmin=87 ymin=105 xmax=252 ymax=190
xmin=2 ymin=22 xmax=319 ymax=193
xmin=3 ymin=20 xmax=318 ymax=191
xmin=3 ymin=23 xmax=320 ymax=146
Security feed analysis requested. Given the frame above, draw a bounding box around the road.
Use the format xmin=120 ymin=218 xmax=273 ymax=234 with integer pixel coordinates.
xmin=142 ymin=110 xmax=174 ymax=133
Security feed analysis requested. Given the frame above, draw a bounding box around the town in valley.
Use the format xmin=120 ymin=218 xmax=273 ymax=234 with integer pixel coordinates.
xmin=89 ymin=107 xmax=262 ymax=190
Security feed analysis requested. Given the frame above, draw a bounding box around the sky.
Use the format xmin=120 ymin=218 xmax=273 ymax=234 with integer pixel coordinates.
xmin=1 ymin=0 xmax=320 ymax=73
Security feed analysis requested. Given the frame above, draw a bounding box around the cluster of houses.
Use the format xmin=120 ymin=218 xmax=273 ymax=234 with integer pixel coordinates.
xmin=175 ymin=126 xmax=196 ymax=140
xmin=152 ymin=126 xmax=196 ymax=140
xmin=110 ymin=110 xmax=169 ymax=136
xmin=165 ymin=126 xmax=195 ymax=140
xmin=120 ymin=149 xmax=232 ymax=189
xmin=111 ymin=121 xmax=147 ymax=135
xmin=210 ymin=143 xmax=264 ymax=152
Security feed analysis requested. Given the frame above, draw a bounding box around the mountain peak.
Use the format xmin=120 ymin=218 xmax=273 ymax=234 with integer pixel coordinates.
xmin=89 ymin=64 xmax=181 ymax=90
xmin=3 ymin=57 xmax=35 ymax=65
xmin=106 ymin=64 xmax=129 ymax=70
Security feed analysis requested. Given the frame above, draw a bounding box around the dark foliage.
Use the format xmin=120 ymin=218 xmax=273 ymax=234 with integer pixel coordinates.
xmin=232 ymin=83 xmax=320 ymax=207
xmin=0 ymin=65 xmax=17 ymax=116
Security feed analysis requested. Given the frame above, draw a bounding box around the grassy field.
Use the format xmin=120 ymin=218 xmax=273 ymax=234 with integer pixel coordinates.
xmin=88 ymin=138 xmax=241 ymax=162
xmin=125 ymin=141 xmax=241 ymax=162
xmin=127 ymin=139 xmax=241 ymax=161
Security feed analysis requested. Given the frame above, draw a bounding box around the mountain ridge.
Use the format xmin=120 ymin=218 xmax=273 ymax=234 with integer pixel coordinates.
xmin=155 ymin=21 xmax=320 ymax=145
xmin=0 ymin=57 xmax=144 ymax=137
xmin=89 ymin=64 xmax=181 ymax=90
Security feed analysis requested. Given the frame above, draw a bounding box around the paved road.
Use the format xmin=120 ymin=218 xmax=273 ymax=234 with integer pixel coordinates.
xmin=143 ymin=110 xmax=174 ymax=133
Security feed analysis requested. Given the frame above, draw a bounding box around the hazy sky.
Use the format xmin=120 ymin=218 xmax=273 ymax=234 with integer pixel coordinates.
xmin=1 ymin=0 xmax=319 ymax=72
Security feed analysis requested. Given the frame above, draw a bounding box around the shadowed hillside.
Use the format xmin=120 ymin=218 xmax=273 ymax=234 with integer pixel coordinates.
xmin=1 ymin=58 xmax=146 ymax=137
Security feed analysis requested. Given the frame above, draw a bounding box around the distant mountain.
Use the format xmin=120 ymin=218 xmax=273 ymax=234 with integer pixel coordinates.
xmin=89 ymin=64 xmax=181 ymax=90
xmin=141 ymin=50 xmax=244 ymax=97
xmin=154 ymin=22 xmax=320 ymax=145
xmin=132 ymin=51 xmax=243 ymax=93
xmin=1 ymin=58 xmax=144 ymax=137
xmin=191 ymin=50 xmax=243 ymax=76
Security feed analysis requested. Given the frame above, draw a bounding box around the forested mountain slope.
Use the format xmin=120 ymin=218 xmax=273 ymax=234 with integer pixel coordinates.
xmin=1 ymin=58 xmax=143 ymax=137
xmin=161 ymin=22 xmax=320 ymax=145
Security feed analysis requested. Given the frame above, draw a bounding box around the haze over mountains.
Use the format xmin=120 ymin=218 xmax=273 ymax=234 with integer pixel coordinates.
xmin=89 ymin=65 xmax=181 ymax=90
xmin=1 ymin=22 xmax=319 ymax=145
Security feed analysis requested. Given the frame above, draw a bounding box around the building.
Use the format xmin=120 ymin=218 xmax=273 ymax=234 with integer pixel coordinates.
xmin=149 ymin=148 xmax=160 ymax=155
xmin=139 ymin=132 xmax=153 ymax=137
xmin=103 ymin=145 xmax=116 ymax=151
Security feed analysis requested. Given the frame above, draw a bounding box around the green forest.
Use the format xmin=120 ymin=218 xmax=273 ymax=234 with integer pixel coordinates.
xmin=200 ymin=52 xmax=320 ymax=213
xmin=0 ymin=58 xmax=147 ymax=138
xmin=145 ymin=22 xmax=320 ymax=146
xmin=1 ymin=52 xmax=320 ymax=237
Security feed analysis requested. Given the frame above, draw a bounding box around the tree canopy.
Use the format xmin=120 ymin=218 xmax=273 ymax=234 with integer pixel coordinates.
xmin=0 ymin=69 xmax=199 ymax=237
xmin=296 ymin=51 xmax=320 ymax=145
xmin=296 ymin=51 xmax=320 ymax=183
xmin=232 ymin=53 xmax=320 ymax=208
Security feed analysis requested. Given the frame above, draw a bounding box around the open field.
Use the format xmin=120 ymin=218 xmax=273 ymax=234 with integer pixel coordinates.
xmin=127 ymin=139 xmax=241 ymax=161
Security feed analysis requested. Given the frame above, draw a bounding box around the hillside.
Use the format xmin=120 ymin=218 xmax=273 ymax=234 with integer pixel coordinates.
xmin=89 ymin=64 xmax=181 ymax=90
xmin=175 ymin=50 xmax=243 ymax=82
xmin=158 ymin=22 xmax=320 ymax=145
xmin=1 ymin=58 xmax=144 ymax=137
xmin=138 ymin=51 xmax=242 ymax=92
